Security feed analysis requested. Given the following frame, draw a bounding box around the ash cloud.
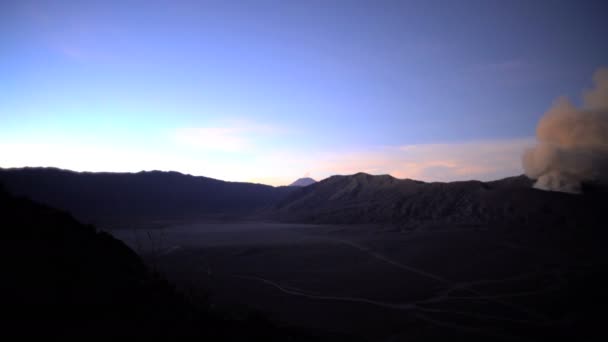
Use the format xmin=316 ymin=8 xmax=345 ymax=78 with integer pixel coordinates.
xmin=523 ymin=68 xmax=608 ymax=193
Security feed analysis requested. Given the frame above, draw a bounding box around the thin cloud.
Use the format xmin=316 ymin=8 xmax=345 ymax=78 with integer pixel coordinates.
xmin=171 ymin=120 xmax=281 ymax=152
xmin=173 ymin=127 xmax=250 ymax=152
xmin=18 ymin=1 xmax=119 ymax=62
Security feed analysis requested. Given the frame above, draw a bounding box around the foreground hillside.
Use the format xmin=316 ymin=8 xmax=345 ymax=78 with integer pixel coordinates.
xmin=0 ymin=185 xmax=328 ymax=340
xmin=275 ymin=173 xmax=608 ymax=228
xmin=0 ymin=167 xmax=295 ymax=225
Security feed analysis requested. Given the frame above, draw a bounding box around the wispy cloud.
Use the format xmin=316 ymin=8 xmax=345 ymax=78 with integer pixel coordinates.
xmin=390 ymin=138 xmax=534 ymax=181
xmin=173 ymin=127 xmax=250 ymax=151
xmin=171 ymin=120 xmax=280 ymax=152
xmin=19 ymin=1 xmax=119 ymax=62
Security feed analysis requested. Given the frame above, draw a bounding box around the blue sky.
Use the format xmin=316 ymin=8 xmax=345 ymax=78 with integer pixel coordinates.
xmin=1 ymin=0 xmax=607 ymax=185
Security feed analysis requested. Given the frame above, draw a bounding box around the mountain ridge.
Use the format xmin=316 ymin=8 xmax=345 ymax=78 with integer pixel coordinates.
xmin=290 ymin=177 xmax=317 ymax=187
xmin=0 ymin=167 xmax=296 ymax=225
xmin=3 ymin=167 xmax=606 ymax=230
xmin=274 ymin=172 xmax=607 ymax=228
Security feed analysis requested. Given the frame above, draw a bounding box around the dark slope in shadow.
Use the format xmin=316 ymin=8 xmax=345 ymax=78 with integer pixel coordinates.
xmin=0 ymin=184 xmax=343 ymax=340
xmin=0 ymin=167 xmax=295 ymax=225
xmin=275 ymin=173 xmax=608 ymax=228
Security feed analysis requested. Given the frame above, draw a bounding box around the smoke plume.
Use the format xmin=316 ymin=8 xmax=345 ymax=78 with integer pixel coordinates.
xmin=523 ymin=68 xmax=608 ymax=193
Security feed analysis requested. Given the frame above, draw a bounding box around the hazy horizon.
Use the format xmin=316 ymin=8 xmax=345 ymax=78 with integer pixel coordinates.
xmin=2 ymin=0 xmax=607 ymax=186
xmin=0 ymin=164 xmax=532 ymax=187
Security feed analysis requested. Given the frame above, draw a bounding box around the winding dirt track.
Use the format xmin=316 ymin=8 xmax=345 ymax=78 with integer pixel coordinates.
xmin=232 ymin=236 xmax=557 ymax=341
xmin=234 ymin=274 xmax=539 ymax=342
xmin=330 ymin=238 xmax=552 ymax=322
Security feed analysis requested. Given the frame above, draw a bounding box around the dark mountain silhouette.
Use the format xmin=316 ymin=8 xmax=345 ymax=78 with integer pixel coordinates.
xmin=289 ymin=177 xmax=317 ymax=187
xmin=3 ymin=167 xmax=607 ymax=231
xmin=275 ymin=173 xmax=608 ymax=228
xmin=0 ymin=184 xmax=343 ymax=340
xmin=0 ymin=167 xmax=295 ymax=225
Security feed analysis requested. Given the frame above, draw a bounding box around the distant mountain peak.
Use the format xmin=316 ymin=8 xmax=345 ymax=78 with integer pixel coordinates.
xmin=289 ymin=177 xmax=317 ymax=187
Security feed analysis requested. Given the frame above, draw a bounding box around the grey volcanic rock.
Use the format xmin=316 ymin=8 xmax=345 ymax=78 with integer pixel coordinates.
xmin=289 ymin=177 xmax=317 ymax=187
xmin=275 ymin=173 xmax=607 ymax=227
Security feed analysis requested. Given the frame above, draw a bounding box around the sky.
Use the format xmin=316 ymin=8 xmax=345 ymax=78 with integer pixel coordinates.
xmin=1 ymin=0 xmax=607 ymax=186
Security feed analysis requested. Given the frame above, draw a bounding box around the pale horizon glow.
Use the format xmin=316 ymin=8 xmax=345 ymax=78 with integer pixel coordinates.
xmin=1 ymin=137 xmax=534 ymax=186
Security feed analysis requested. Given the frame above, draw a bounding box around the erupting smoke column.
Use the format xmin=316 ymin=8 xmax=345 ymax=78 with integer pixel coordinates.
xmin=523 ymin=68 xmax=608 ymax=193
